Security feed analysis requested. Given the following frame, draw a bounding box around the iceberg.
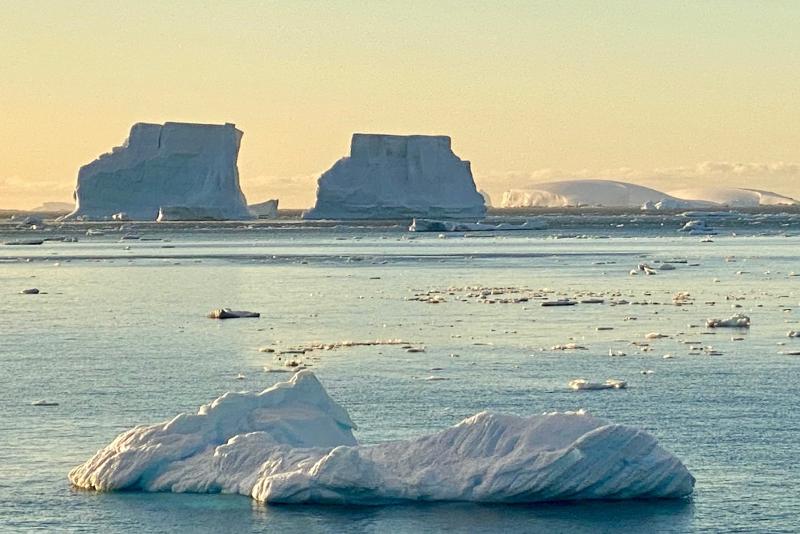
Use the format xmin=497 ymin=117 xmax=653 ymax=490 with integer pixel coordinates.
xmin=500 ymin=180 xmax=709 ymax=209
xmin=69 ymin=371 xmax=694 ymax=504
xmin=64 ymin=122 xmax=251 ymax=221
xmin=669 ymin=187 xmax=798 ymax=207
xmin=303 ymin=134 xmax=486 ymax=220
xmin=248 ymin=199 xmax=279 ymax=219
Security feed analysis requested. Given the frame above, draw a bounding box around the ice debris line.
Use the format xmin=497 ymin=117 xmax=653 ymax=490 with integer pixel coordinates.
xmin=304 ymin=134 xmax=486 ymax=220
xmin=69 ymin=371 xmax=694 ymax=504
xmin=64 ymin=122 xmax=252 ymax=221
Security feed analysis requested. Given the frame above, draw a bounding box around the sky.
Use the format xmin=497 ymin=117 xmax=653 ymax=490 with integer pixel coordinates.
xmin=1 ymin=1 xmax=798 ymax=209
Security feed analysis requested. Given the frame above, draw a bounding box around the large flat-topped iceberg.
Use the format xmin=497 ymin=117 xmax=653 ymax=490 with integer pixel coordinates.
xmin=668 ymin=187 xmax=798 ymax=207
xmin=70 ymin=371 xmax=694 ymax=504
xmin=304 ymin=134 xmax=486 ymax=219
xmin=501 ymin=180 xmax=705 ymax=209
xmin=64 ymin=122 xmax=251 ymax=221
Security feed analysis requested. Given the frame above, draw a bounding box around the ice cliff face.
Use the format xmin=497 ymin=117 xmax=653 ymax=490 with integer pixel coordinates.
xmin=70 ymin=371 xmax=694 ymax=504
xmin=304 ymin=134 xmax=486 ymax=219
xmin=65 ymin=122 xmax=251 ymax=220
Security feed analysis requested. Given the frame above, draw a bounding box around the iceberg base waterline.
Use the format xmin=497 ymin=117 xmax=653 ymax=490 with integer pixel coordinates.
xmin=69 ymin=371 xmax=694 ymax=504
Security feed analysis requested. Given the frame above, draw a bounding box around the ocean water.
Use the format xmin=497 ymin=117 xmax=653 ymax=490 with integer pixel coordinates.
xmin=2 ymin=214 xmax=799 ymax=532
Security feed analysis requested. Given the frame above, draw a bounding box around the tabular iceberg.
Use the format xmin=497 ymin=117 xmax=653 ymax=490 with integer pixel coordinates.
xmin=69 ymin=371 xmax=694 ymax=504
xmin=668 ymin=187 xmax=798 ymax=207
xmin=303 ymin=134 xmax=486 ymax=220
xmin=64 ymin=122 xmax=251 ymax=221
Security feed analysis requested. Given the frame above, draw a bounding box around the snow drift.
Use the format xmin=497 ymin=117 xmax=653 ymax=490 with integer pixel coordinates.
xmin=64 ymin=122 xmax=251 ymax=221
xmin=303 ymin=134 xmax=486 ymax=219
xmin=69 ymin=371 xmax=694 ymax=504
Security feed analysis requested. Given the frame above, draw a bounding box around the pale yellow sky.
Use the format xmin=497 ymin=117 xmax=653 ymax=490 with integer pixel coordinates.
xmin=1 ymin=1 xmax=798 ymax=209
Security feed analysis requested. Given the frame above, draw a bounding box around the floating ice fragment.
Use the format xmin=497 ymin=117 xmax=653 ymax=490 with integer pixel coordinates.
xmin=207 ymin=309 xmax=260 ymax=319
xmin=706 ymin=314 xmax=750 ymax=328
xmin=568 ymin=379 xmax=627 ymax=390
xmin=645 ymin=332 xmax=669 ymax=339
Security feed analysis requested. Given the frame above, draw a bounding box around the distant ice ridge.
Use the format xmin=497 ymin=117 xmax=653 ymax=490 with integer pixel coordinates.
xmin=304 ymin=134 xmax=486 ymax=220
xmin=64 ymin=122 xmax=251 ymax=221
xmin=668 ymin=187 xmax=798 ymax=207
xmin=500 ymin=179 xmax=796 ymax=209
xmin=69 ymin=371 xmax=694 ymax=504
xmin=501 ymin=180 xmax=700 ymax=209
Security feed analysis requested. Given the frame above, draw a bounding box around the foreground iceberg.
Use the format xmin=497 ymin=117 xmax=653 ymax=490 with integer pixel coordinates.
xmin=303 ymin=134 xmax=486 ymax=220
xmin=70 ymin=371 xmax=694 ymax=504
xmin=64 ymin=122 xmax=251 ymax=221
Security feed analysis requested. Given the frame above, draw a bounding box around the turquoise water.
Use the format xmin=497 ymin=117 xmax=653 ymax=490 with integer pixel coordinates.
xmin=2 ymin=217 xmax=799 ymax=532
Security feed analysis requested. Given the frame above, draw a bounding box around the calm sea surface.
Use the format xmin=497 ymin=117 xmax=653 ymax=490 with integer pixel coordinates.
xmin=1 ymin=213 xmax=799 ymax=532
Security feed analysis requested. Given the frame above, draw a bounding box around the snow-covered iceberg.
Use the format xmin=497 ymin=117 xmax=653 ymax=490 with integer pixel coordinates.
xmin=500 ymin=180 xmax=699 ymax=208
xmin=668 ymin=187 xmax=798 ymax=207
xmin=69 ymin=371 xmax=694 ymax=504
xmin=64 ymin=122 xmax=251 ymax=221
xmin=303 ymin=134 xmax=486 ymax=220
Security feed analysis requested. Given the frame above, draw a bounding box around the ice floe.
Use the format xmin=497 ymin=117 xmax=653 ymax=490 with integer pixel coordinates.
xmin=207 ymin=308 xmax=261 ymax=319
xmin=706 ymin=314 xmax=751 ymax=328
xmin=568 ymin=379 xmax=628 ymax=390
xmin=69 ymin=371 xmax=693 ymax=503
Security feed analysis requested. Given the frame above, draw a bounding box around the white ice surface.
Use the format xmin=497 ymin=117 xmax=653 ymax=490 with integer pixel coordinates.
xmin=669 ymin=187 xmax=798 ymax=207
xmin=304 ymin=134 xmax=486 ymax=220
xmin=70 ymin=371 xmax=694 ymax=504
xmin=65 ymin=122 xmax=251 ymax=221
xmin=501 ymin=180 xmax=710 ymax=209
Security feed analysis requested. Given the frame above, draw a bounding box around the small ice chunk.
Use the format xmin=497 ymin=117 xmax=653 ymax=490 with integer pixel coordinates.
xmin=568 ymin=379 xmax=627 ymax=390
xmin=645 ymin=332 xmax=669 ymax=339
xmin=207 ymin=308 xmax=260 ymax=319
xmin=706 ymin=314 xmax=750 ymax=328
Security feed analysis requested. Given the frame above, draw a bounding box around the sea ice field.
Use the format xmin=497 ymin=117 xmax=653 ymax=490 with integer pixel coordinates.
xmin=2 ymin=211 xmax=799 ymax=533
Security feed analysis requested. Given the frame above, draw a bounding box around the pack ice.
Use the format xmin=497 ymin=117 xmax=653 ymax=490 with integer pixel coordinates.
xmin=64 ymin=122 xmax=251 ymax=221
xmin=303 ymin=134 xmax=486 ymax=220
xmin=69 ymin=371 xmax=694 ymax=504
